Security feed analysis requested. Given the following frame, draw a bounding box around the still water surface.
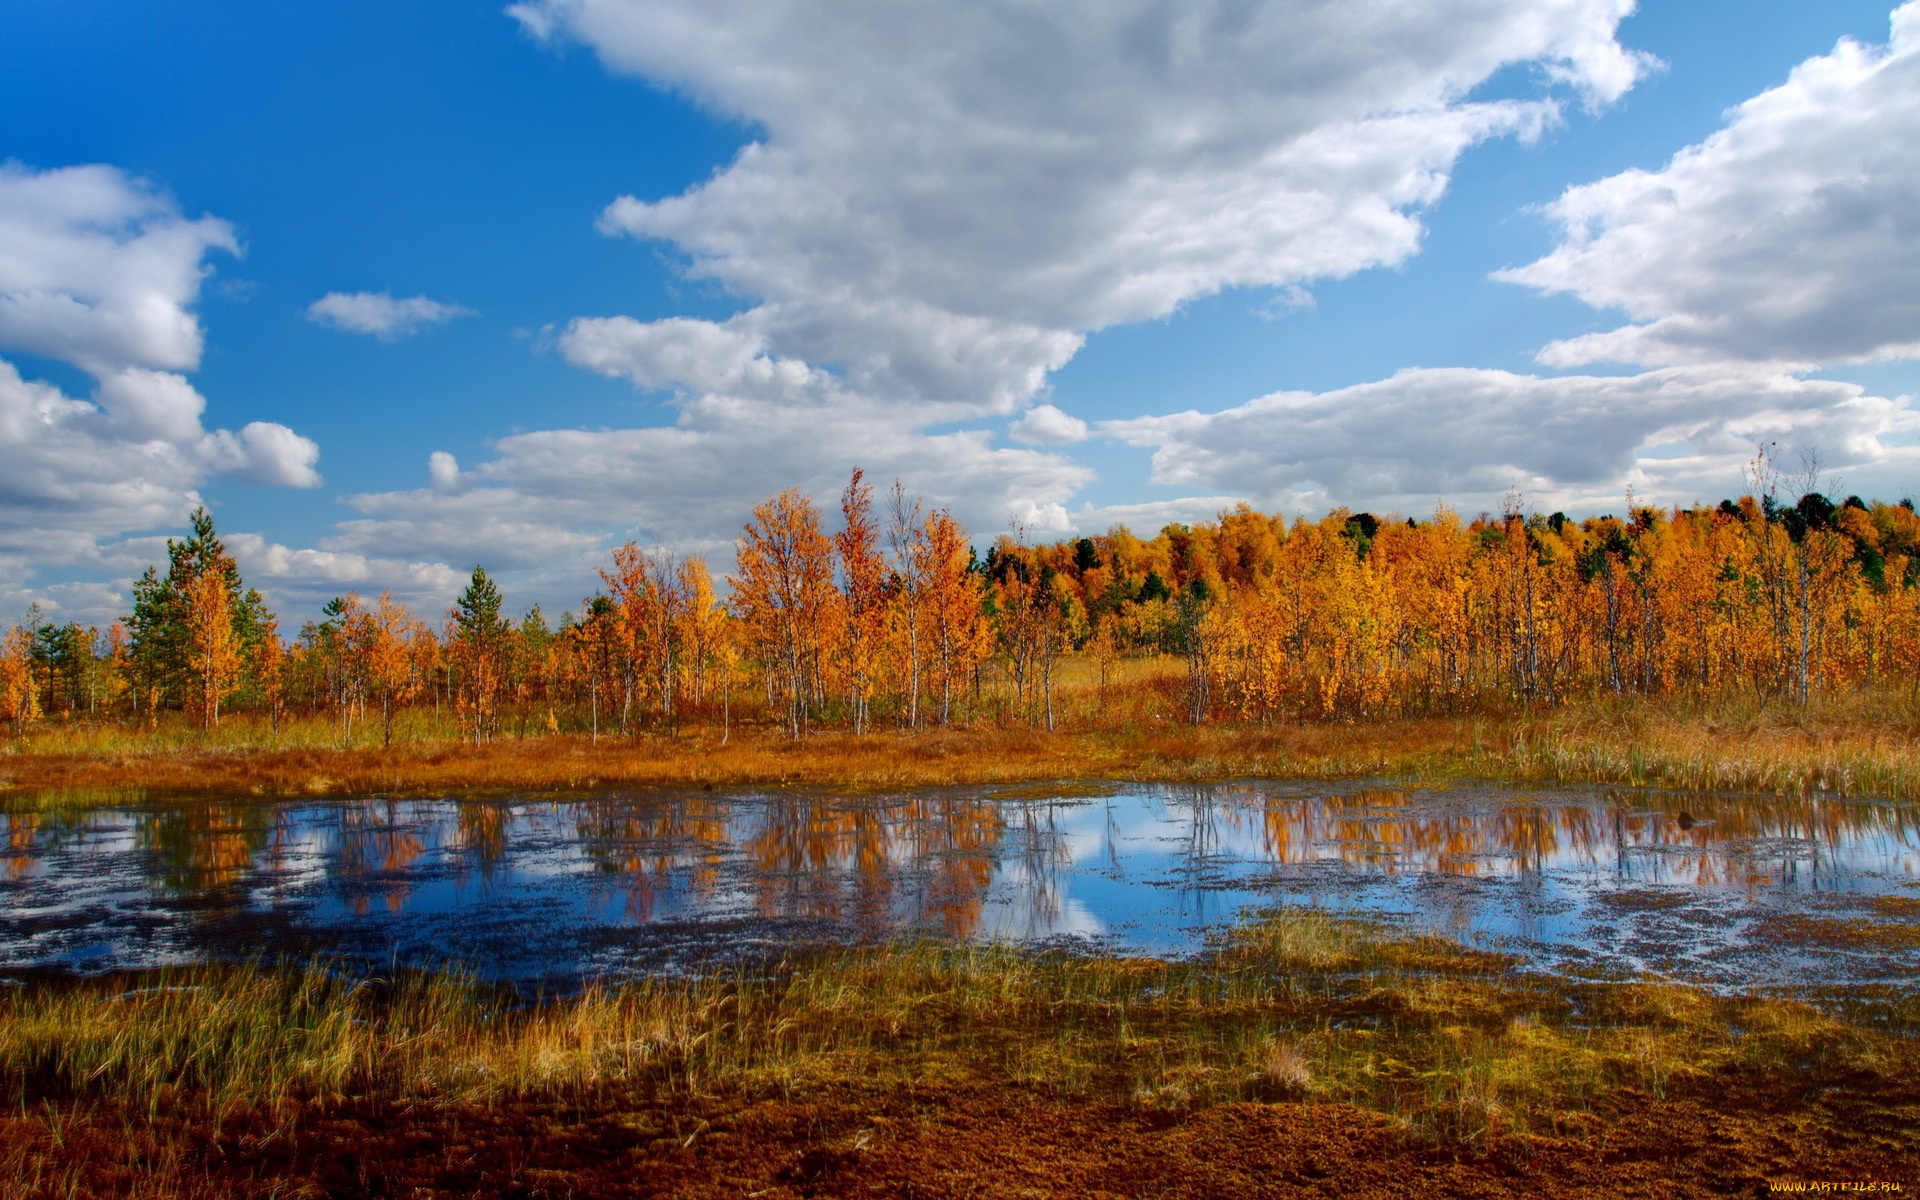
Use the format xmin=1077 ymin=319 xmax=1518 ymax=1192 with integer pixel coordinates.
xmin=3 ymin=781 xmax=1917 ymax=995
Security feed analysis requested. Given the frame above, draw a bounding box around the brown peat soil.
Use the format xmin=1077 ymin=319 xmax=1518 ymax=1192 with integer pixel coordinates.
xmin=8 ymin=1070 xmax=1918 ymax=1199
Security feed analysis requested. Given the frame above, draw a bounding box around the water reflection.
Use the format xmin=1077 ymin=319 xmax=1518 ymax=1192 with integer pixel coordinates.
xmin=1 ymin=782 xmax=1916 ymax=993
xmin=139 ymin=805 xmax=277 ymax=892
xmin=566 ymin=792 xmax=1003 ymax=932
xmin=1225 ymin=787 xmax=1917 ymax=889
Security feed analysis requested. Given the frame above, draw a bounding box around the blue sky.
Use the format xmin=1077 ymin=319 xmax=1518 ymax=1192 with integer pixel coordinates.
xmin=4 ymin=0 xmax=1918 ymax=624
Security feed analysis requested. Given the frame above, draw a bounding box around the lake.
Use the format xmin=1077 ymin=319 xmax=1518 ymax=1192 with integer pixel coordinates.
xmin=4 ymin=780 xmax=1917 ymax=1002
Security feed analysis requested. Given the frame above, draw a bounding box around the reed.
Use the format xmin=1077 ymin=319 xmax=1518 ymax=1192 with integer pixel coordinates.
xmin=3 ymin=910 xmax=1910 ymax=1155
xmin=1504 ymin=687 xmax=1920 ymax=797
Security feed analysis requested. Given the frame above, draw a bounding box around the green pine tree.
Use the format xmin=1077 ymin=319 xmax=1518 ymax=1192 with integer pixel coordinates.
xmin=123 ymin=508 xmax=277 ymax=717
xmin=452 ymin=567 xmax=510 ymax=742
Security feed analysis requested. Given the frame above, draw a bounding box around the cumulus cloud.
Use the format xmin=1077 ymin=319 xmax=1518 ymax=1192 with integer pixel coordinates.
xmin=202 ymin=421 xmax=324 ymax=488
xmin=300 ymin=0 xmax=1637 ymax=583
xmin=91 ymin=366 xmax=213 ymax=444
xmin=306 ymin=291 xmax=475 ymax=339
xmin=0 ymin=161 xmax=238 ymax=374
xmin=512 ymin=0 xmax=1647 ymax=416
xmin=327 ymin=393 xmax=1095 ymax=575
xmin=428 ymin=450 xmax=462 ymax=492
xmin=0 ymin=163 xmax=322 ymax=609
xmin=0 ymin=362 xmax=200 ymax=556
xmin=1106 ymin=365 xmax=1920 ymax=512
xmin=1500 ymin=2 xmax=1920 ymax=367
xmin=0 ymin=361 xmax=321 ymax=560
xmin=220 ymin=532 xmax=469 ymax=623
xmin=1069 ymin=496 xmax=1257 ymax=535
xmin=559 ymin=314 xmax=830 ymax=399
xmin=1010 ymin=404 xmax=1090 ymax=445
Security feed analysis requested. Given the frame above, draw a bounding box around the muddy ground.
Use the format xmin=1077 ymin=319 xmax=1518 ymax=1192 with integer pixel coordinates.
xmin=8 ymin=1063 xmax=1916 ymax=1199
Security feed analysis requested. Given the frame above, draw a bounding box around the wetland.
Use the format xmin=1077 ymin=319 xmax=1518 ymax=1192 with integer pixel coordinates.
xmin=4 ymin=778 xmax=1919 ymax=1198
xmin=6 ymin=780 xmax=1918 ymax=1002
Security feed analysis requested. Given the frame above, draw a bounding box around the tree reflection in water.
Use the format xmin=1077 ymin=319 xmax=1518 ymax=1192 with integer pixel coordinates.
xmin=1234 ymin=786 xmax=1920 ymax=890
xmin=337 ymin=801 xmax=424 ymax=914
xmin=4 ymin=812 xmax=39 ymax=881
xmin=575 ymin=793 xmax=730 ymax=923
xmin=452 ymin=802 xmax=510 ymax=879
xmin=0 ymin=783 xmax=1915 ymax=984
xmin=573 ymin=790 xmax=1004 ymax=936
xmin=139 ymin=803 xmax=279 ymax=892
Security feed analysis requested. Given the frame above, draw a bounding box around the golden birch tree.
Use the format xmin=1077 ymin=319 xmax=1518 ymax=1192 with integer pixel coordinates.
xmin=182 ymin=566 xmax=242 ymax=729
xmin=366 ymin=591 xmax=424 ymax=746
xmin=914 ymin=507 xmax=988 ymax=726
xmin=836 ymin=469 xmax=889 ymax=733
xmin=0 ymin=625 xmax=38 ymax=728
xmin=734 ymin=488 xmax=840 ymax=737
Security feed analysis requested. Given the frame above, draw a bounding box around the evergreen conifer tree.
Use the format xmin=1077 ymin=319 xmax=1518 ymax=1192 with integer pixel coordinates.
xmin=124 ymin=508 xmax=276 ymax=716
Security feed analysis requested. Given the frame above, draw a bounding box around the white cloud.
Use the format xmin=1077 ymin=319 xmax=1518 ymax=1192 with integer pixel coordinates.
xmin=559 ymin=314 xmax=830 ymax=399
xmin=1010 ymin=404 xmax=1089 ymax=445
xmin=0 ymin=361 xmax=322 ymax=560
xmin=202 ymin=421 xmax=324 ymax=489
xmin=0 ymin=163 xmax=323 ymax=614
xmin=0 ymin=529 xmax=473 ymax=632
xmin=428 ymin=450 xmax=462 ymax=492
xmin=91 ymin=366 xmax=212 ymax=444
xmin=0 ymin=362 xmax=200 ymax=557
xmin=1069 ymin=496 xmax=1255 ymax=536
xmin=512 ymin=0 xmax=1646 ymax=416
xmin=0 ymin=579 xmax=129 ymax=627
xmin=306 ymin=291 xmax=475 ymax=339
xmin=0 ymin=161 xmax=237 ymax=374
xmin=322 ymin=390 xmax=1095 ymax=586
xmin=1501 ymin=2 xmax=1920 ymax=367
xmin=1106 ymin=365 xmax=1920 ymax=513
xmin=220 ymin=533 xmax=469 ymax=625
xmin=312 ymin=0 xmax=1638 ymax=586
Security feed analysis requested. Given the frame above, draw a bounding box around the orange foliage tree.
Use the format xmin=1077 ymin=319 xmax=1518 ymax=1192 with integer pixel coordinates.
xmin=0 ymin=625 xmax=38 ymax=729
xmin=914 ymin=508 xmax=989 ymax=727
xmin=837 ymin=469 xmax=889 ymax=733
xmin=733 ymin=488 xmax=841 ymax=737
xmin=365 ymin=591 xmax=426 ymax=746
xmin=34 ymin=463 xmax=1920 ymax=737
xmin=181 ymin=566 xmax=243 ymax=729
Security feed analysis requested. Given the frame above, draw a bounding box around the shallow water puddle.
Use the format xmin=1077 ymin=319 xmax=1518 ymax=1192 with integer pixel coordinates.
xmin=1 ymin=781 xmax=1916 ymax=994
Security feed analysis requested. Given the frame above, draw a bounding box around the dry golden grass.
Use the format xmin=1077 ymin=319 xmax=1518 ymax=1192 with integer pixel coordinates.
xmin=6 ymin=910 xmax=1908 ymax=1153
xmin=5 ymin=661 xmax=1920 ymax=802
xmin=0 ymin=712 xmax=1903 ymax=803
xmin=0 ymin=721 xmax=1464 ymax=800
xmin=1508 ymin=687 xmax=1920 ymax=798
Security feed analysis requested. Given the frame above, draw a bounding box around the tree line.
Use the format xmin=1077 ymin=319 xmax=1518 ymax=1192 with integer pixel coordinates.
xmin=5 ymin=457 xmax=1920 ymax=738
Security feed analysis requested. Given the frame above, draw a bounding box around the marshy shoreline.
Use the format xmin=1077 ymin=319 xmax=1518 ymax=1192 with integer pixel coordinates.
xmin=4 ymin=913 xmax=1917 ymax=1198
xmin=5 ymin=696 xmax=1920 ymax=1196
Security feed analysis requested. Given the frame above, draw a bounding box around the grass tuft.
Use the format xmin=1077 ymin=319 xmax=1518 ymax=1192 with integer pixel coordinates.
xmin=3 ymin=909 xmax=1912 ymax=1161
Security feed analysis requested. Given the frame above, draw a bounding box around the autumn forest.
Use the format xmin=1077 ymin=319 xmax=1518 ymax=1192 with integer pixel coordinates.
xmin=6 ymin=454 xmax=1920 ymax=748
